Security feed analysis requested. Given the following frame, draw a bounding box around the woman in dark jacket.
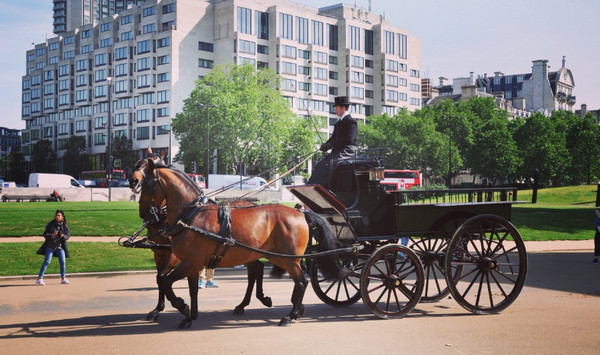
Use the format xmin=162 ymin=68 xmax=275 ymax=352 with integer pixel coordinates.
xmin=36 ymin=210 xmax=70 ymax=285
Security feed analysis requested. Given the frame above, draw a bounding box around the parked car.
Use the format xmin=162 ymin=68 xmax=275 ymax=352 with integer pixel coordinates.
xmin=77 ymin=179 xmax=97 ymax=188
xmin=109 ymin=180 xmax=130 ymax=187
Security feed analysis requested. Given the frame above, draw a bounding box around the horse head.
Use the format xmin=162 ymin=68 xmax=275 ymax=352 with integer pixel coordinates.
xmin=130 ymin=148 xmax=166 ymax=193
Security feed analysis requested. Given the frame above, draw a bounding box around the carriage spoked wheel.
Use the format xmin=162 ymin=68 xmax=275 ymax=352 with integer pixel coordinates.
xmin=409 ymin=212 xmax=474 ymax=302
xmin=359 ymin=245 xmax=424 ymax=319
xmin=310 ymin=252 xmax=366 ymax=307
xmin=444 ymin=214 xmax=528 ymax=314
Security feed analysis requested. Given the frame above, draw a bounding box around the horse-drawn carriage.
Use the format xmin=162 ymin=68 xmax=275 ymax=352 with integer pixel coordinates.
xmin=124 ymin=151 xmax=527 ymax=326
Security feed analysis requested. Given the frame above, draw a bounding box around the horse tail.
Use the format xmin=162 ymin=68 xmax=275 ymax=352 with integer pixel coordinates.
xmin=303 ymin=211 xmax=339 ymax=280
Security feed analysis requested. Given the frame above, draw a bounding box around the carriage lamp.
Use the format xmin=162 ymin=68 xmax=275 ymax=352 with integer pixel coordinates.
xmin=369 ymin=167 xmax=384 ymax=181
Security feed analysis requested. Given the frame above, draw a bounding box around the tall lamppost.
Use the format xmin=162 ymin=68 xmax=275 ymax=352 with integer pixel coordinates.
xmin=106 ymin=77 xmax=112 ymax=201
xmin=198 ymin=103 xmax=217 ymax=188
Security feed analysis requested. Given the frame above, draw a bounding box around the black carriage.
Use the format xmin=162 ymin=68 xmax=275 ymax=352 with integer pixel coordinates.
xmin=288 ymin=156 xmax=528 ymax=319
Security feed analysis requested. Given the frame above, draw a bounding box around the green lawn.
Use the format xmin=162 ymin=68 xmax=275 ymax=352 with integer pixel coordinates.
xmin=0 ymin=185 xmax=597 ymax=276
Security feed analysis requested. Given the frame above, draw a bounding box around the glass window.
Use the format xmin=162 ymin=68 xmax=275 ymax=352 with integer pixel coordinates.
xmin=255 ymin=11 xmax=269 ymax=40
xmin=237 ymin=7 xmax=252 ymax=34
xmin=311 ymin=20 xmax=323 ymax=46
xmin=279 ymin=13 xmax=293 ymax=40
xmin=349 ymin=26 xmax=360 ymax=51
xmin=328 ymin=24 xmax=338 ymax=50
xmin=296 ymin=17 xmax=308 ymax=44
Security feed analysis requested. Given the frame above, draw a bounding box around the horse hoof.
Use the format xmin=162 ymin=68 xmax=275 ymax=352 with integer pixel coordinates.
xmin=233 ymin=307 xmax=245 ymax=315
xmin=278 ymin=317 xmax=292 ymax=327
xmin=178 ymin=319 xmax=192 ymax=329
xmin=261 ymin=297 xmax=273 ymax=308
xmin=146 ymin=311 xmax=160 ymax=321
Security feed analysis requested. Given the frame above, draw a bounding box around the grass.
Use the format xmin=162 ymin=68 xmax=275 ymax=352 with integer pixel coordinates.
xmin=1 ymin=185 xmax=598 ymax=276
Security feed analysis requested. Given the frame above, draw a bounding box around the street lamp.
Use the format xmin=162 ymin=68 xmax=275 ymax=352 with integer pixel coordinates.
xmin=443 ymin=115 xmax=459 ymax=189
xmin=106 ymin=77 xmax=113 ymax=201
xmin=198 ymin=103 xmax=217 ymax=188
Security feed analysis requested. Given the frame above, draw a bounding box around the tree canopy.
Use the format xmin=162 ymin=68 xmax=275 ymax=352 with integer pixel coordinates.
xmin=172 ymin=63 xmax=317 ymax=177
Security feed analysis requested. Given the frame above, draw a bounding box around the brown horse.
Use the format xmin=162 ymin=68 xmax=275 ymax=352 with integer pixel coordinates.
xmin=129 ymin=155 xmax=274 ymax=321
xmin=134 ymin=157 xmax=339 ymax=327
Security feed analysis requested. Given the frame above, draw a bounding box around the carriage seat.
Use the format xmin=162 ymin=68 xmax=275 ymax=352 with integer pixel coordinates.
xmin=330 ymin=156 xmax=383 ymax=192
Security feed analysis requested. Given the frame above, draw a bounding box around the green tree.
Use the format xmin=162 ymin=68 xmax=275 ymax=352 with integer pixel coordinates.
xmin=1 ymin=151 xmax=28 ymax=184
xmin=111 ymin=135 xmax=139 ymax=175
xmin=172 ymin=63 xmax=316 ymax=177
xmin=564 ymin=112 xmax=600 ymax=185
xmin=62 ymin=136 xmax=89 ymax=178
xmin=512 ymin=112 xmax=568 ymax=186
xmin=31 ymin=140 xmax=57 ymax=173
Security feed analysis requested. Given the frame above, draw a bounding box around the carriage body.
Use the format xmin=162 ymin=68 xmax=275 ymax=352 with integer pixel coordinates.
xmin=288 ymin=157 xmax=528 ymax=318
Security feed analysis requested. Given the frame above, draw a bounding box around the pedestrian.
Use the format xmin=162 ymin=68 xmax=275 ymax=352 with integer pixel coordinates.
xmin=198 ymin=268 xmax=218 ymax=288
xmin=294 ymin=203 xmax=304 ymax=212
xmin=36 ymin=210 xmax=71 ymax=285
xmin=593 ymin=209 xmax=600 ymax=264
xmin=307 ymin=96 xmax=357 ymax=189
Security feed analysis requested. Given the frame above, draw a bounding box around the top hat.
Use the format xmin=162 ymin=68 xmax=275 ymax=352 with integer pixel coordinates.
xmin=334 ymin=96 xmax=351 ymax=107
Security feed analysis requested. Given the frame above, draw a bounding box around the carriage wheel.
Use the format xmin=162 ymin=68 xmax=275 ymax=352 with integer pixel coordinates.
xmin=444 ymin=214 xmax=528 ymax=314
xmin=360 ymin=245 xmax=424 ymax=319
xmin=410 ymin=212 xmax=474 ymax=302
xmin=310 ymin=253 xmax=366 ymax=307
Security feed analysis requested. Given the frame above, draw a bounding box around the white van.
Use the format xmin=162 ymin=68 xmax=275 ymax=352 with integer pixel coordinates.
xmin=28 ymin=173 xmax=84 ymax=188
xmin=208 ymin=174 xmax=273 ymax=190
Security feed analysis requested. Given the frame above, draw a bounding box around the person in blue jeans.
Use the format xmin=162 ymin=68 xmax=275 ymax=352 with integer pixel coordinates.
xmin=36 ymin=210 xmax=71 ymax=285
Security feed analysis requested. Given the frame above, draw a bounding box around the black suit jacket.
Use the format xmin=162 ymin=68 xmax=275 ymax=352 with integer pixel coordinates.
xmin=321 ymin=114 xmax=357 ymax=153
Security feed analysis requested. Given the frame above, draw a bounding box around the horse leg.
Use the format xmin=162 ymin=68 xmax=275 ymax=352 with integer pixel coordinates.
xmin=253 ymin=260 xmax=273 ymax=307
xmin=187 ymin=273 xmax=199 ymax=320
xmin=233 ymin=260 xmax=272 ymax=315
xmin=279 ymin=264 xmax=309 ymax=327
xmin=147 ymin=252 xmax=178 ymax=321
xmin=160 ymin=260 xmax=195 ymax=329
xmin=147 ymin=273 xmax=166 ymax=321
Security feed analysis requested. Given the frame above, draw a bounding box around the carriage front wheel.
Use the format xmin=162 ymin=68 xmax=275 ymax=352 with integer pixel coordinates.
xmin=444 ymin=214 xmax=528 ymax=314
xmin=360 ymin=245 xmax=424 ymax=319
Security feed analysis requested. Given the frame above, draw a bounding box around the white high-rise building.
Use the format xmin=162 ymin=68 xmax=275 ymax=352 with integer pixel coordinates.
xmin=22 ymin=0 xmax=421 ymax=171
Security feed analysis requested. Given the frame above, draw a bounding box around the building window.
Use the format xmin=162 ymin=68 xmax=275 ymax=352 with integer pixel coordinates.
xmin=157 ymin=90 xmax=169 ymax=103
xmin=137 ymin=126 xmax=150 ymax=140
xmin=281 ymin=61 xmax=296 ymax=75
xmin=143 ymin=6 xmax=156 ymax=17
xmin=137 ymin=74 xmax=150 ymax=88
xmin=157 ymin=72 xmax=170 ymax=83
xmin=157 ymin=54 xmax=170 ymax=65
xmin=329 ymin=56 xmax=338 ymax=65
xmin=121 ymin=15 xmax=132 ymax=25
xmin=115 ymin=63 xmax=128 ymax=76
xmin=314 ymin=51 xmax=327 ymax=64
xmin=137 ymin=40 xmax=151 ymax=54
xmin=237 ymin=7 xmax=251 ymax=34
xmin=364 ymin=30 xmax=374 ymax=55
xmin=100 ymin=22 xmax=111 ymax=32
xmin=281 ymin=45 xmax=297 ymax=59
xmin=121 ymin=31 xmax=132 ymax=41
xmin=312 ymin=20 xmax=324 ymax=46
xmin=296 ymin=17 xmax=308 ymax=44
xmin=328 ymin=24 xmax=338 ymax=51
xmin=81 ymin=44 xmax=92 ymax=54
xmin=257 ymin=45 xmax=268 ymax=54
xmin=115 ymin=46 xmax=128 ymax=60
xmin=255 ymin=11 xmax=269 ymax=40
xmin=282 ymin=78 xmax=297 ymax=92
xmin=410 ymin=83 xmax=420 ymax=92
xmin=410 ymin=69 xmax=420 ymax=78
xmin=384 ymin=31 xmax=395 ymax=54
xmin=351 ymin=55 xmax=364 ymax=68
xmin=157 ymin=37 xmax=170 ymax=48
xmin=198 ymin=59 xmax=214 ymax=69
xmin=198 ymin=41 xmax=214 ymax=52
xmin=143 ymin=23 xmax=156 ymax=34
xmin=352 ymin=86 xmax=365 ymax=99
xmin=162 ymin=3 xmax=175 ymax=14
xmin=95 ymin=53 xmax=107 ymax=66
xmin=314 ymin=67 xmax=327 ymax=80
xmin=398 ymin=33 xmax=407 ymax=59
xmin=349 ymin=25 xmax=360 ymax=51
xmin=280 ymin=13 xmax=293 ymax=40
xmin=238 ymin=39 xmax=256 ymax=54
xmin=95 ymin=133 xmax=106 ymax=145
xmin=137 ymin=57 xmax=150 ymax=71
xmin=410 ymin=97 xmax=420 ymax=106
xmin=137 ymin=109 xmax=150 ymax=122
xmin=81 ymin=29 xmax=92 ymax=39
xmin=100 ymin=38 xmax=112 ymax=48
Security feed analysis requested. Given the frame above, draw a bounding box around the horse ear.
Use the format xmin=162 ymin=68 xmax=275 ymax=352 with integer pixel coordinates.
xmin=147 ymin=147 xmax=153 ymax=155
xmin=159 ymin=150 xmax=166 ymax=160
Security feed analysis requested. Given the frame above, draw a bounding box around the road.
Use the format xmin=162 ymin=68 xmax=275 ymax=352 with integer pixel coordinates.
xmin=1 ymin=246 xmax=599 ymax=354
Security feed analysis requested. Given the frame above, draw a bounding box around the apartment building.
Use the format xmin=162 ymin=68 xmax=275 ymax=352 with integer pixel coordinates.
xmin=23 ymin=0 xmax=421 ymax=171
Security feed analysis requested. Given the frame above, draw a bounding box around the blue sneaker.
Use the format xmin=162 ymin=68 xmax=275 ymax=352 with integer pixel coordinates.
xmin=205 ymin=280 xmax=219 ymax=288
xmin=198 ymin=280 xmax=205 ymax=289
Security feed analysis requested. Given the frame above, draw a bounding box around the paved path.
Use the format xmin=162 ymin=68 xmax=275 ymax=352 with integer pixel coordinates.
xmin=1 ymin=249 xmax=600 ymax=354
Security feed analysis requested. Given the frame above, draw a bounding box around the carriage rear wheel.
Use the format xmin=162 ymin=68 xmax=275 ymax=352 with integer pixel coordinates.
xmin=360 ymin=245 xmax=424 ymax=319
xmin=310 ymin=253 xmax=366 ymax=307
xmin=410 ymin=212 xmax=474 ymax=302
xmin=444 ymin=214 xmax=528 ymax=314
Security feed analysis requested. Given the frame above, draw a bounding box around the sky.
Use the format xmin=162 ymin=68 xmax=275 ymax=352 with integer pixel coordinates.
xmin=0 ymin=0 xmax=598 ymax=129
